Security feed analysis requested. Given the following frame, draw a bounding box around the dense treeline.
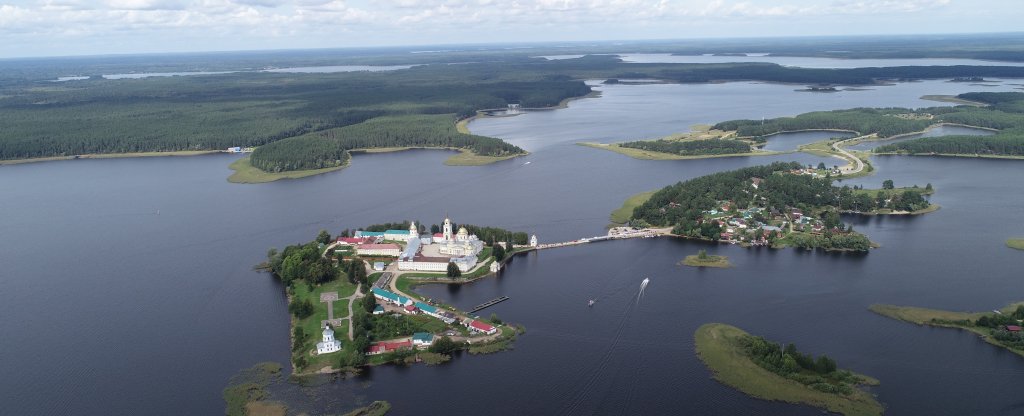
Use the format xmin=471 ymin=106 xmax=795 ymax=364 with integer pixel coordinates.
xmin=716 ymin=104 xmax=1024 ymax=140
xmin=714 ymin=108 xmax=935 ymax=139
xmin=249 ymin=114 xmax=524 ymax=172
xmin=875 ymin=129 xmax=1024 ymax=156
xmin=459 ymin=225 xmax=530 ymax=246
xmin=0 ymin=67 xmax=586 ymax=161
xmin=657 ymin=64 xmax=1024 ymax=85
xmin=618 ymin=138 xmax=751 ymax=155
xmin=738 ymin=334 xmax=866 ymax=395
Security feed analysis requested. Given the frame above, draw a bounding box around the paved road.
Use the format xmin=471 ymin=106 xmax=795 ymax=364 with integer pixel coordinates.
xmin=833 ymin=136 xmax=868 ymax=175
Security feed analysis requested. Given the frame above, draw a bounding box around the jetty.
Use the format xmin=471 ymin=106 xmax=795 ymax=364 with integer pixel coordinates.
xmin=532 ymin=227 xmax=667 ymax=250
xmin=470 ymin=296 xmax=510 ymax=313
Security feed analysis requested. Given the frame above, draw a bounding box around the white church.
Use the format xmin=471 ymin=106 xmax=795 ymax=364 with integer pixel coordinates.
xmin=316 ymin=325 xmax=342 ymax=355
xmin=397 ymin=216 xmax=484 ymax=273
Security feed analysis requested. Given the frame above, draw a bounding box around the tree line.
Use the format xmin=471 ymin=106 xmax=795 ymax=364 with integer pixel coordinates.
xmin=618 ymin=138 xmax=751 ymax=155
xmin=249 ymin=114 xmax=525 ymax=172
xmin=875 ymin=129 xmax=1024 ymax=156
xmin=738 ymin=334 xmax=863 ymax=395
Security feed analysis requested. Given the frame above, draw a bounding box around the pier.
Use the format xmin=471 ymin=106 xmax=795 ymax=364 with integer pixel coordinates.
xmin=470 ymin=296 xmax=510 ymax=313
xmin=533 ymin=227 xmax=667 ymax=250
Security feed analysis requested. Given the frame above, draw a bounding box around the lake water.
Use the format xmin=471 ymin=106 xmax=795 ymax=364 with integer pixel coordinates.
xmin=760 ymin=130 xmax=857 ymax=152
xmin=847 ymin=125 xmax=997 ymax=151
xmin=260 ymin=65 xmax=419 ymax=73
xmin=468 ymin=79 xmax=1020 ymax=151
xmin=103 ymin=71 xmax=238 ymax=79
xmin=2 ymin=77 xmax=1024 ymax=415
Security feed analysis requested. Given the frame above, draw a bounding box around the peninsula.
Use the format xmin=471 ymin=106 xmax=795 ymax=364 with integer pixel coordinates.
xmin=869 ymin=302 xmax=1024 ymax=357
xmin=263 ymin=218 xmax=534 ymax=374
xmin=1007 ymin=239 xmax=1024 ymax=250
xmin=695 ymin=323 xmax=883 ymax=416
xmin=622 ymin=162 xmax=935 ymax=252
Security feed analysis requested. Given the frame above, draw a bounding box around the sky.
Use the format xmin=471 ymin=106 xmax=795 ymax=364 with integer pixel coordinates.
xmin=0 ymin=0 xmax=1021 ymax=58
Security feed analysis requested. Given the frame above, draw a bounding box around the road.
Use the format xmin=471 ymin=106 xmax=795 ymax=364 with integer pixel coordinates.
xmin=833 ymin=136 xmax=868 ymax=175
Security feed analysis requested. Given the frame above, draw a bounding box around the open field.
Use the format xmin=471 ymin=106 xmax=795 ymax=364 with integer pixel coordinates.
xmin=695 ymin=323 xmax=882 ymax=416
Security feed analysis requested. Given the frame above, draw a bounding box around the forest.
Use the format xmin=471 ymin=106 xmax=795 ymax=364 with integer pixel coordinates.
xmin=7 ymin=48 xmax=1024 ymax=170
xmin=249 ymin=114 xmax=524 ymax=172
xmin=618 ymin=138 xmax=751 ymax=156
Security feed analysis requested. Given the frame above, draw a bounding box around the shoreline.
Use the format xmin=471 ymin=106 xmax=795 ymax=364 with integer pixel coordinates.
xmin=228 ymin=146 xmax=527 ymax=183
xmin=0 ymin=150 xmax=226 ymax=166
xmin=869 ymin=303 xmax=1024 ymax=358
xmin=577 ymin=142 xmax=783 ymax=161
xmin=458 ymin=90 xmax=603 ymax=133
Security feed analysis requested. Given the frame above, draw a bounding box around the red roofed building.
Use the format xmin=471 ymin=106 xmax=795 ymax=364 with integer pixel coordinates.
xmin=336 ymin=237 xmax=368 ymax=245
xmin=404 ymin=304 xmax=418 ymax=314
xmin=356 ymin=243 xmax=401 ymax=257
xmin=467 ymin=319 xmax=497 ymax=335
xmin=367 ymin=339 xmax=413 ymax=355
xmin=1006 ymin=325 xmax=1022 ymax=332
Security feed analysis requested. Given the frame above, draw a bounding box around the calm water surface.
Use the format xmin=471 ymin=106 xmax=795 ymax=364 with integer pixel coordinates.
xmin=2 ymin=79 xmax=1024 ymax=415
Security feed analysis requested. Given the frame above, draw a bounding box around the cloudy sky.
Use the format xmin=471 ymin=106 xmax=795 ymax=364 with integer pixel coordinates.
xmin=0 ymin=0 xmax=1019 ymax=58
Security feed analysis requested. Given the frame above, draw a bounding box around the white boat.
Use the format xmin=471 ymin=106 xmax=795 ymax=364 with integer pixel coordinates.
xmin=588 ymin=299 xmax=595 ymax=307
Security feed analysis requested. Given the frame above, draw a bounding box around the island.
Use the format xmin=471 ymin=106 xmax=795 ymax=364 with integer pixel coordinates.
xmin=695 ymin=323 xmax=883 ymax=416
xmin=622 ymin=162 xmax=935 ymax=252
xmin=681 ymin=249 xmax=731 ymax=268
xmin=262 ymin=217 xmax=534 ymax=374
xmin=578 ymin=125 xmax=779 ymax=161
xmin=870 ymin=303 xmax=1024 ymax=357
xmin=1007 ymin=239 xmax=1024 ymax=250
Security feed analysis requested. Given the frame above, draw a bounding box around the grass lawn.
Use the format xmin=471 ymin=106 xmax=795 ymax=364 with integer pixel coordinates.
xmin=869 ymin=302 xmax=1024 ymax=358
xmin=681 ymin=254 xmax=732 ymax=268
xmin=1007 ymin=239 xmax=1024 ymax=250
xmin=228 ymin=156 xmax=346 ymax=184
xmin=611 ymin=190 xmax=655 ymax=224
xmin=695 ymin=323 xmax=882 ymax=416
xmin=289 ymin=278 xmax=358 ymax=371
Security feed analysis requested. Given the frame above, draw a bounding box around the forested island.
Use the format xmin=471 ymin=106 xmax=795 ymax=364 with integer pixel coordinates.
xmin=263 ymin=222 xmax=526 ymax=374
xmin=870 ymin=303 xmax=1024 ymax=357
xmin=681 ymin=250 xmax=731 ymax=268
xmin=695 ymin=324 xmax=883 ymax=416
xmin=626 ymin=162 xmax=934 ymax=251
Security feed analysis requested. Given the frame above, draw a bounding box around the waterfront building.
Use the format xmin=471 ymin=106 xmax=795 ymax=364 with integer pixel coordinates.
xmin=412 ymin=332 xmax=434 ymax=348
xmin=316 ymin=326 xmax=342 ymax=355
xmin=490 ymin=261 xmax=501 ymax=273
xmin=465 ymin=319 xmax=497 ymax=335
xmin=530 ymin=235 xmax=538 ymax=247
xmin=372 ymin=287 xmax=412 ymax=306
xmin=397 ymin=216 xmax=482 ymax=272
xmin=367 ymin=339 xmax=413 ymax=355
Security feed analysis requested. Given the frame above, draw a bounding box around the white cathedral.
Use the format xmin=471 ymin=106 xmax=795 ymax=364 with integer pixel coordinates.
xmin=435 ymin=217 xmax=483 ymax=256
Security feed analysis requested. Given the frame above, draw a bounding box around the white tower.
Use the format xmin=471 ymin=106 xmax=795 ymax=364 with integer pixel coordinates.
xmin=530 ymin=234 xmax=538 ymax=247
xmin=409 ymin=221 xmax=418 ymax=238
xmin=443 ymin=217 xmax=453 ymax=242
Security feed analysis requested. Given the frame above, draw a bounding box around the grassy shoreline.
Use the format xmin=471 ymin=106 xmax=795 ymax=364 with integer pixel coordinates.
xmin=577 ymin=142 xmax=781 ymax=160
xmin=1007 ymin=239 xmax=1024 ymax=250
xmin=228 ymin=156 xmax=347 ymax=184
xmin=0 ymin=150 xmax=223 ymax=165
xmin=869 ymin=302 xmax=1024 ymax=358
xmin=610 ymin=190 xmax=656 ymax=224
xmin=919 ymin=94 xmax=989 ymax=106
xmin=695 ymin=323 xmax=882 ymax=416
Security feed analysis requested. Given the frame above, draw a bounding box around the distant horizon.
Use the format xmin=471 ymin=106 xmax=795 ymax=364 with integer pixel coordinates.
xmin=2 ymin=0 xmax=1022 ymax=59
xmin=4 ymin=31 xmax=1024 ymax=61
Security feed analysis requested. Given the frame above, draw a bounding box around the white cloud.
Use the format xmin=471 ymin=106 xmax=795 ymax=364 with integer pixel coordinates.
xmin=0 ymin=0 xmax=1012 ymax=57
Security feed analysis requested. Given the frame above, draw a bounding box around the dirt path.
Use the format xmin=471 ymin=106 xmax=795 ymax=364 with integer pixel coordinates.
xmin=344 ymin=283 xmax=362 ymax=341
